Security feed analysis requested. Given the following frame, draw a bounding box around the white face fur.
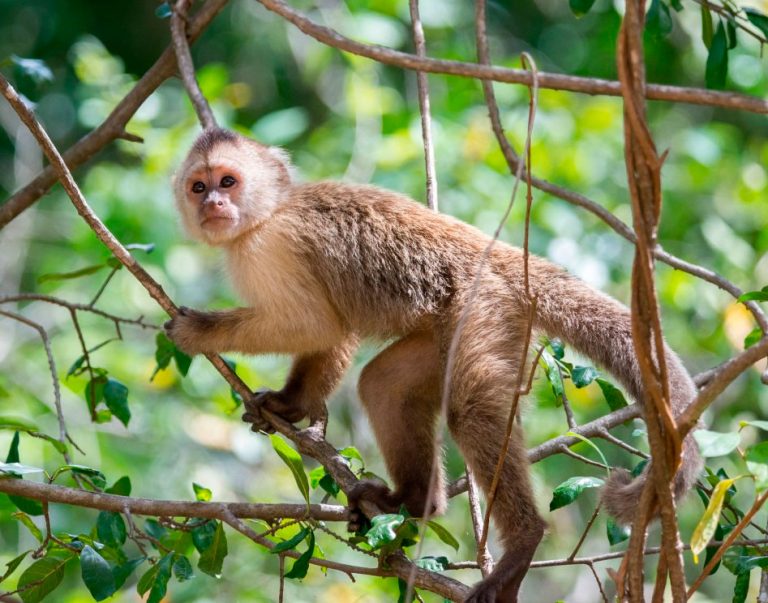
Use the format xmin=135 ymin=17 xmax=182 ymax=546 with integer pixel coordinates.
xmin=173 ymin=132 xmax=291 ymax=247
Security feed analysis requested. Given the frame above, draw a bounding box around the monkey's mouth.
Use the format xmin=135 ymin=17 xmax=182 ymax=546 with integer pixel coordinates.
xmin=201 ymin=216 xmax=236 ymax=228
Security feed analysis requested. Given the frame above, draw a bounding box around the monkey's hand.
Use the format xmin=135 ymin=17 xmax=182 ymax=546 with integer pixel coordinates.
xmin=164 ymin=306 xmax=217 ymax=356
xmin=241 ymin=388 xmax=308 ymax=433
xmin=346 ymin=480 xmax=402 ymax=533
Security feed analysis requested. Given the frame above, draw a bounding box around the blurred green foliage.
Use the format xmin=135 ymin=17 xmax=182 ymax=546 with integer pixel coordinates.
xmin=0 ymin=0 xmax=767 ymax=601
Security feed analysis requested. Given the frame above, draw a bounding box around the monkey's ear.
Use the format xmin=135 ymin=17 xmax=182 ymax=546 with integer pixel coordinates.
xmin=267 ymin=146 xmax=296 ymax=182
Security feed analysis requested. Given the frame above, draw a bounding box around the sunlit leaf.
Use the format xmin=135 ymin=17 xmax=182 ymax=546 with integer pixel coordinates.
xmin=366 ymin=514 xmax=405 ymax=549
xmin=745 ymin=328 xmax=762 ymax=349
xmin=192 ymin=482 xmax=212 ymax=502
xmin=691 ymin=478 xmax=737 ymax=562
xmin=0 ymin=551 xmax=30 ymax=584
xmin=738 ymin=287 xmax=768 ymax=302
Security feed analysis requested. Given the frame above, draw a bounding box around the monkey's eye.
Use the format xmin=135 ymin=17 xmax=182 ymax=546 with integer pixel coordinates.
xmin=191 ymin=181 xmax=206 ymax=194
xmin=220 ymin=175 xmax=236 ymax=188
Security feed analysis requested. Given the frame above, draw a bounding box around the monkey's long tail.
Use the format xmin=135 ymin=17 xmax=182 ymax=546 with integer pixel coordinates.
xmin=526 ymin=257 xmax=703 ymax=525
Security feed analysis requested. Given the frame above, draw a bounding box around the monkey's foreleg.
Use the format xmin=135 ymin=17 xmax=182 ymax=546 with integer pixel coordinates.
xmin=242 ymin=337 xmax=358 ymax=433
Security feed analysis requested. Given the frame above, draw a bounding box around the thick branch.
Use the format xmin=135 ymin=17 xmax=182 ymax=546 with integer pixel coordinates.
xmin=256 ymin=0 xmax=768 ymax=115
xmin=0 ymin=478 xmax=345 ymax=521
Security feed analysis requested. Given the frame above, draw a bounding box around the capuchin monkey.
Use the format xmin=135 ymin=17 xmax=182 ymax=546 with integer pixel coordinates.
xmin=166 ymin=128 xmax=702 ymax=602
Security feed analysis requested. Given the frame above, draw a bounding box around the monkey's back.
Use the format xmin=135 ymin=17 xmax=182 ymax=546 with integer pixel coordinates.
xmin=276 ymin=181 xmax=502 ymax=338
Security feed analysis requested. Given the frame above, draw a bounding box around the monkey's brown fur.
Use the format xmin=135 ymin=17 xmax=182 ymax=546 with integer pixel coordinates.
xmin=167 ymin=128 xmax=702 ymax=602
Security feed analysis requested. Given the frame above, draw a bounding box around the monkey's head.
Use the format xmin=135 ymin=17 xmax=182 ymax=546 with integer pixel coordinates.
xmin=173 ymin=128 xmax=292 ymax=246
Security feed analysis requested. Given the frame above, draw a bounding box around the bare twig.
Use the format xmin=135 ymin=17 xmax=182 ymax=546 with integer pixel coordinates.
xmin=408 ymin=0 xmax=437 ymax=211
xmin=0 ymin=310 xmax=75 ymax=460
xmin=465 ymin=467 xmax=493 ymax=577
xmin=171 ymin=0 xmax=218 ymax=129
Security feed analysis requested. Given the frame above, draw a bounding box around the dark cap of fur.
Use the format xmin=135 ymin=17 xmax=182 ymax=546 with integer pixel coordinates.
xmin=192 ymin=127 xmax=239 ymax=155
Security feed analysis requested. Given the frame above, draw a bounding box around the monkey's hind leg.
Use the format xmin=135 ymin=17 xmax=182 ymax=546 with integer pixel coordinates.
xmin=442 ymin=304 xmax=546 ymax=603
xmin=350 ymin=330 xmax=443 ymax=531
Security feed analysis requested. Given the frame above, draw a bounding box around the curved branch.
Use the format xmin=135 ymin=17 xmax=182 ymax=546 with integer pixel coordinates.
xmin=255 ymin=0 xmax=768 ymax=115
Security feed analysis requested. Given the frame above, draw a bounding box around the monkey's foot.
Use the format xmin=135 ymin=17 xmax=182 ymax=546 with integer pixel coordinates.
xmin=242 ymin=389 xmax=307 ymax=433
xmin=346 ymin=481 xmax=402 ymax=533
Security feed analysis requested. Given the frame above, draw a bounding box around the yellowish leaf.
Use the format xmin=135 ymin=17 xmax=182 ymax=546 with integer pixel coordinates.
xmin=690 ymin=478 xmax=736 ymax=563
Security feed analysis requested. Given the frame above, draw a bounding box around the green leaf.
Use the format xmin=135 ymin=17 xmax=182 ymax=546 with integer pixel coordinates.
xmin=366 ymin=514 xmax=405 ymax=549
xmin=37 ymin=263 xmax=105 ymax=283
xmin=694 ymin=430 xmax=741 ymax=457
xmin=318 ymin=474 xmax=340 ymax=497
xmin=426 ymin=521 xmax=460 ymax=551
xmin=0 ymin=416 xmax=38 ymax=432
xmin=192 ymin=520 xmax=216 ymax=553
xmin=571 ymin=365 xmax=598 ymax=388
xmin=569 ymin=0 xmax=596 ymax=18
xmin=172 ymin=555 xmax=194 ymax=582
xmin=646 ymin=0 xmax=673 ymax=39
xmin=192 ymin=482 xmax=212 ymax=502
xmin=103 ymin=378 xmax=130 ymax=427
xmin=732 ymin=569 xmax=750 ymax=603
xmin=112 ymin=557 xmax=144 ymax=590
xmin=549 ymin=476 xmax=605 ymax=511
xmin=105 ymin=475 xmax=131 ymax=496
xmin=125 ymin=243 xmax=155 ymax=254
xmin=738 ymin=287 xmax=768 ymax=303
xmin=670 ymin=0 xmax=683 ymax=12
xmin=745 ymin=328 xmax=762 ymax=349
xmin=0 ymin=551 xmax=30 ymax=584
xmin=270 ymin=434 xmax=310 ymax=504
xmin=80 ymin=545 xmax=116 ymax=601
xmin=415 ymin=556 xmax=450 ymax=572
xmin=96 ymin=511 xmax=127 ymax=547
xmin=744 ymin=8 xmax=768 ymax=39
xmin=155 ymin=2 xmax=172 ymax=18
xmin=565 ymin=431 xmax=610 ymax=472
xmin=54 ymin=464 xmax=107 ymax=489
xmin=18 ymin=553 xmax=71 ymax=603
xmin=339 ymin=446 xmax=364 ymax=464
xmin=137 ymin=553 xmax=173 ymax=603
xmin=701 ymin=4 xmax=714 ymax=48
xmin=705 ymin=21 xmax=729 ymax=90
xmin=198 ymin=521 xmax=227 ymax=577
xmin=596 ymin=378 xmax=628 ymax=411
xmin=539 ymin=350 xmax=565 ymax=404
xmin=173 ymin=349 xmax=192 ymax=376
xmin=6 ymin=430 xmax=21 ymax=463
xmin=726 ymin=18 xmax=737 ymax=49
xmin=606 ymin=518 xmax=630 ymax=545
xmin=746 ymin=442 xmax=768 ymax=491
xmin=10 ymin=56 xmax=53 ymax=85
xmin=12 ymin=512 xmax=42 ymax=542
xmin=285 ymin=531 xmax=315 ymax=580
xmin=84 ymin=375 xmax=108 ymax=412
xmin=272 ymin=527 xmax=310 ymax=553
xmin=691 ymin=478 xmax=737 ymax=562
xmin=4 ymin=433 xmax=44 ymax=516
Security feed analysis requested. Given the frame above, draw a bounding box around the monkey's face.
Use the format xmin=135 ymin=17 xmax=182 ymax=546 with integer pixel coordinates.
xmin=174 ymin=133 xmax=291 ymax=247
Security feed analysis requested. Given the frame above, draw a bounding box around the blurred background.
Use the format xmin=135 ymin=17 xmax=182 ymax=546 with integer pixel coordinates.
xmin=0 ymin=0 xmax=767 ymax=600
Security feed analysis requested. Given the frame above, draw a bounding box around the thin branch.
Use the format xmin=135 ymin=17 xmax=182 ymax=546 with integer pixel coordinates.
xmin=171 ymin=0 xmax=218 ymax=129
xmin=255 ymin=0 xmax=768 ymax=115
xmin=0 ymin=310 xmax=75 ymax=460
xmin=408 ymin=0 xmax=437 ymax=211
xmin=0 ymin=0 xmax=229 ymax=229
xmin=465 ymin=467 xmax=493 ymax=577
